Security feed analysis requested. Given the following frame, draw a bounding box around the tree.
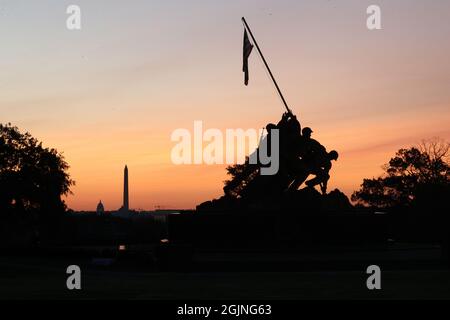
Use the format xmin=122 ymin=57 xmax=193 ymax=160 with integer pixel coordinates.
xmin=0 ymin=123 xmax=74 ymax=237
xmin=352 ymin=138 xmax=450 ymax=208
xmin=223 ymin=157 xmax=259 ymax=198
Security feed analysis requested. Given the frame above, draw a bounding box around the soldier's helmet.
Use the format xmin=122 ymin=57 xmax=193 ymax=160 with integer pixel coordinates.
xmin=302 ymin=127 xmax=313 ymax=136
xmin=328 ymin=150 xmax=339 ymax=161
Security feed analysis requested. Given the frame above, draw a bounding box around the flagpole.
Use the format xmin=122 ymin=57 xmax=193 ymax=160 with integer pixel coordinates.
xmin=241 ymin=17 xmax=292 ymax=115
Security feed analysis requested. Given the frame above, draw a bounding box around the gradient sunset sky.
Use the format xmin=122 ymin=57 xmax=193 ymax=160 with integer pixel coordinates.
xmin=1 ymin=0 xmax=449 ymax=211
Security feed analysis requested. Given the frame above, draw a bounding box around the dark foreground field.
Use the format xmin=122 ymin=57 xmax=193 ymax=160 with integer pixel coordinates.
xmin=1 ymin=244 xmax=449 ymax=300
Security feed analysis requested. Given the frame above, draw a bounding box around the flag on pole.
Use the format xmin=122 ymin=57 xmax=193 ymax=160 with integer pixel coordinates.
xmin=242 ymin=29 xmax=254 ymax=86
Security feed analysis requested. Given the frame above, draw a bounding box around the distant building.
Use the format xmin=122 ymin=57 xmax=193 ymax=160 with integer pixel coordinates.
xmin=114 ymin=165 xmax=133 ymax=219
xmin=123 ymin=165 xmax=129 ymax=212
xmin=96 ymin=200 xmax=105 ymax=215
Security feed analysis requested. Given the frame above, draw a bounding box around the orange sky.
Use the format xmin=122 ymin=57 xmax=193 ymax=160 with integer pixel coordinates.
xmin=1 ymin=1 xmax=449 ymax=210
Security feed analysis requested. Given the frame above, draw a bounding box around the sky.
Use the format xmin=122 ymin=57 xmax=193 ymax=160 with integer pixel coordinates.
xmin=1 ymin=0 xmax=449 ymax=211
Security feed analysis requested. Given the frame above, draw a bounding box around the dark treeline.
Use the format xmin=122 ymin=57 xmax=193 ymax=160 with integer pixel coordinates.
xmin=59 ymin=214 xmax=166 ymax=246
xmin=1 ymin=122 xmax=449 ymax=250
xmin=352 ymin=139 xmax=450 ymax=242
xmin=0 ymin=124 xmax=166 ymax=249
xmin=0 ymin=123 xmax=73 ymax=247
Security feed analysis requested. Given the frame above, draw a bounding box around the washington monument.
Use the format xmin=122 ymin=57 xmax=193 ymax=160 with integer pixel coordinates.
xmin=123 ymin=165 xmax=129 ymax=211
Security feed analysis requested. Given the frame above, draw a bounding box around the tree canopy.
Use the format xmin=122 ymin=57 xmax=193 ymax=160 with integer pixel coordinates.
xmin=352 ymin=139 xmax=450 ymax=209
xmin=0 ymin=123 xmax=74 ymax=221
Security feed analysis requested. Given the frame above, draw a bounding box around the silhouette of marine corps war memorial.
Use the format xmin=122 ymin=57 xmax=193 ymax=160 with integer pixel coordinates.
xmin=167 ymin=18 xmax=386 ymax=257
xmin=171 ymin=97 xmax=386 ymax=259
xmin=0 ymin=18 xmax=449 ymax=294
xmin=164 ymin=18 xmax=449 ymax=269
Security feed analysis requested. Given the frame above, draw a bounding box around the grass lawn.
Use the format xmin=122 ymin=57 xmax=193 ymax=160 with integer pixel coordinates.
xmin=1 ymin=255 xmax=449 ymax=299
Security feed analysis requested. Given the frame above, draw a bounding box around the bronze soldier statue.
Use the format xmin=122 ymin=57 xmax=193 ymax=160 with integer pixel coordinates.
xmin=304 ymin=150 xmax=339 ymax=194
xmin=223 ymin=112 xmax=339 ymax=200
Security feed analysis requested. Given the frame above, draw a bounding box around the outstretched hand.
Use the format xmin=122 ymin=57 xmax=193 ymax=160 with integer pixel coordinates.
xmin=283 ymin=111 xmax=294 ymax=119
